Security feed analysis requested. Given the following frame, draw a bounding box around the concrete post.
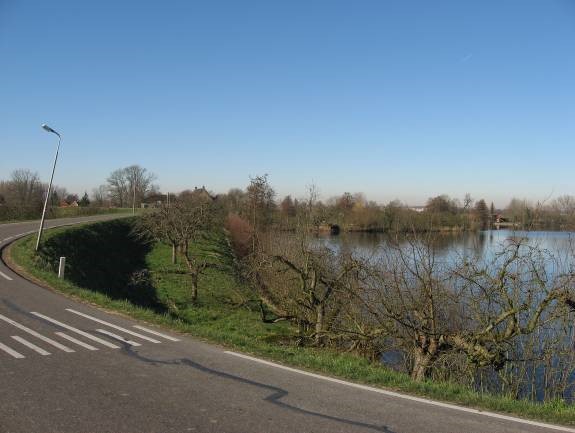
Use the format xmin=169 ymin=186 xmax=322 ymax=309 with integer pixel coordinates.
xmin=58 ymin=257 xmax=66 ymax=279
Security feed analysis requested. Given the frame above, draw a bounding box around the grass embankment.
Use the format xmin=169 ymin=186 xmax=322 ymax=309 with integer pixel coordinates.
xmin=9 ymin=219 xmax=575 ymax=426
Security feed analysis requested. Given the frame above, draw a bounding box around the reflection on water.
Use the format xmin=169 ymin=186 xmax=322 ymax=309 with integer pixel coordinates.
xmin=318 ymin=230 xmax=575 ymax=267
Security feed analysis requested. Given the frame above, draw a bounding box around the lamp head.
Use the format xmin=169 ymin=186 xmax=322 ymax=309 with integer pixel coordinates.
xmin=41 ymin=124 xmax=60 ymax=137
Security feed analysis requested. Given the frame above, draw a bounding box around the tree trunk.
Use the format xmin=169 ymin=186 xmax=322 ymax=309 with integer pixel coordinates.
xmin=314 ymin=303 xmax=325 ymax=346
xmin=411 ymin=348 xmax=433 ymax=382
xmin=171 ymin=242 xmax=177 ymax=264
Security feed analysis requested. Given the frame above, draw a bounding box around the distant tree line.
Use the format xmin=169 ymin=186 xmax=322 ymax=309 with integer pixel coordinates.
xmin=0 ymin=169 xmax=91 ymax=221
xmin=5 ymin=164 xmax=574 ymax=230
xmin=212 ymin=185 xmax=494 ymax=233
xmin=214 ymin=182 xmax=575 ymax=233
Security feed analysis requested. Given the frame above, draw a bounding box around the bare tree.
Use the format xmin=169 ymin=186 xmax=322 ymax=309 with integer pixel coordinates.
xmin=553 ymin=195 xmax=575 ymax=215
xmin=124 ymin=165 xmax=157 ymax=208
xmin=248 ymin=185 xmax=362 ymax=345
xmin=463 ymin=193 xmax=474 ymax=211
xmin=5 ymin=169 xmax=43 ymax=207
xmin=107 ymin=168 xmax=129 ymax=207
xmin=359 ymin=237 xmax=575 ymax=382
xmin=255 ymin=233 xmax=361 ymax=345
xmin=91 ymin=184 xmax=110 ymax=207
xmin=107 ymin=165 xmax=156 ymax=208
xmin=136 ymin=196 xmax=215 ymax=303
xmin=246 ymin=174 xmax=276 ymax=233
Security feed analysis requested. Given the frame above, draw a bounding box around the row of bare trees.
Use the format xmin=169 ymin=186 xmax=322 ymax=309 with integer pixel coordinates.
xmin=131 ymin=175 xmax=575 ymax=401
xmin=0 ymin=169 xmax=85 ymax=220
xmin=222 ymin=182 xmax=575 ymax=401
xmin=0 ymin=165 xmax=158 ymax=221
xmin=0 ymin=169 xmax=44 ymax=207
xmin=135 ymin=189 xmax=219 ymax=303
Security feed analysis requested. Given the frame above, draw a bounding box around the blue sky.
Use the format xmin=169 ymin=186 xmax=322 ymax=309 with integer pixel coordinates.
xmin=1 ymin=1 xmax=574 ymax=206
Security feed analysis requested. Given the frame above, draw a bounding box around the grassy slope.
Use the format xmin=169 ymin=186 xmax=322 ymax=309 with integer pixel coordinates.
xmin=8 ymin=222 xmax=575 ymax=426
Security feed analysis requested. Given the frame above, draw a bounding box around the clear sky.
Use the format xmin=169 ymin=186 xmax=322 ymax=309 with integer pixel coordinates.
xmin=1 ymin=0 xmax=574 ymax=207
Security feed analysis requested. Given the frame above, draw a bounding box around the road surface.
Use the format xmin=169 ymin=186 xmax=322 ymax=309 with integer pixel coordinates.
xmin=0 ymin=216 xmax=573 ymax=433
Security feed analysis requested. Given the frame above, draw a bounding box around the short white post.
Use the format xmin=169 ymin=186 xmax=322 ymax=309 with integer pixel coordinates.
xmin=58 ymin=257 xmax=66 ymax=279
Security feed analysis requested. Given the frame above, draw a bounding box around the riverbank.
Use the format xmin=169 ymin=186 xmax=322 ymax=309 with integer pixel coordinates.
xmin=7 ymin=219 xmax=575 ymax=426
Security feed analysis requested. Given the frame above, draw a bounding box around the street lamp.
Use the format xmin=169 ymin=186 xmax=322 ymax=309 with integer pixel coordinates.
xmin=35 ymin=124 xmax=61 ymax=251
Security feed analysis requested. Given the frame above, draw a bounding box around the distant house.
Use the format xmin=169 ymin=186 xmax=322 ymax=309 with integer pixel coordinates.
xmin=180 ymin=186 xmax=217 ymax=202
xmin=407 ymin=206 xmax=425 ymax=213
xmin=59 ymin=200 xmax=79 ymax=208
xmin=143 ymin=192 xmax=166 ymax=208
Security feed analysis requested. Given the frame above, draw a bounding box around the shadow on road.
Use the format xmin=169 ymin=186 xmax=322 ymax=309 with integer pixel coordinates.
xmin=124 ymin=347 xmax=396 ymax=433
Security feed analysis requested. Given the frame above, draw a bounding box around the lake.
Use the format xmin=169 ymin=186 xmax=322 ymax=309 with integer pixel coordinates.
xmin=318 ymin=229 xmax=575 ymax=401
xmin=319 ymin=229 xmax=575 ymax=267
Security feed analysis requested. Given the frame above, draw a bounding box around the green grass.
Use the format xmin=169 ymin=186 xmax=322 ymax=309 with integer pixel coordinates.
xmin=8 ymin=221 xmax=575 ymax=426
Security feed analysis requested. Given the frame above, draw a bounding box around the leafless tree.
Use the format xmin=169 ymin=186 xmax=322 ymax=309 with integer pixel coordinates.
xmin=91 ymin=184 xmax=110 ymax=207
xmin=552 ymin=195 xmax=575 ymax=218
xmin=359 ymin=236 xmax=575 ymax=382
xmin=255 ymin=232 xmax=362 ymax=345
xmin=136 ymin=196 xmax=215 ymax=303
xmin=463 ymin=193 xmax=474 ymax=211
xmin=107 ymin=165 xmax=156 ymax=208
xmin=4 ymin=169 xmax=44 ymax=207
xmin=248 ymin=185 xmax=363 ymax=345
xmin=246 ymin=174 xmax=276 ymax=233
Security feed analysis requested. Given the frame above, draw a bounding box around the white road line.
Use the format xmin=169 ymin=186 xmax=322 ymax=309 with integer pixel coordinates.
xmin=66 ymin=309 xmax=161 ymax=343
xmin=133 ymin=325 xmax=180 ymax=342
xmin=0 ymin=271 xmax=13 ymax=281
xmin=224 ymin=351 xmax=575 ymax=433
xmin=55 ymin=332 xmax=98 ymax=351
xmin=11 ymin=336 xmax=51 ymax=356
xmin=95 ymin=329 xmax=141 ymax=346
xmin=30 ymin=312 xmax=120 ymax=349
xmin=0 ymin=342 xmax=25 ymax=359
xmin=0 ymin=314 xmax=74 ymax=353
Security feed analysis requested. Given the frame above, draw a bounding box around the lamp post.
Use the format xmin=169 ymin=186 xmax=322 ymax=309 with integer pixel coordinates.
xmin=35 ymin=124 xmax=61 ymax=251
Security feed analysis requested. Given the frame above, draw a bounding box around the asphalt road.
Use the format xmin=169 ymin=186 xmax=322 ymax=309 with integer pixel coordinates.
xmin=0 ymin=215 xmax=573 ymax=433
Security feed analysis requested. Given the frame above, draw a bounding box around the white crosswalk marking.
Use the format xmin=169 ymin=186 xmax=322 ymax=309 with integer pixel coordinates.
xmin=66 ymin=309 xmax=161 ymax=343
xmin=0 ymin=314 xmax=74 ymax=352
xmin=95 ymin=329 xmax=141 ymax=346
xmin=30 ymin=312 xmax=120 ymax=349
xmin=0 ymin=309 xmax=181 ymax=360
xmin=0 ymin=341 xmax=25 ymax=359
xmin=133 ymin=325 xmax=180 ymax=342
xmin=11 ymin=336 xmax=51 ymax=356
xmin=55 ymin=332 xmax=98 ymax=351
